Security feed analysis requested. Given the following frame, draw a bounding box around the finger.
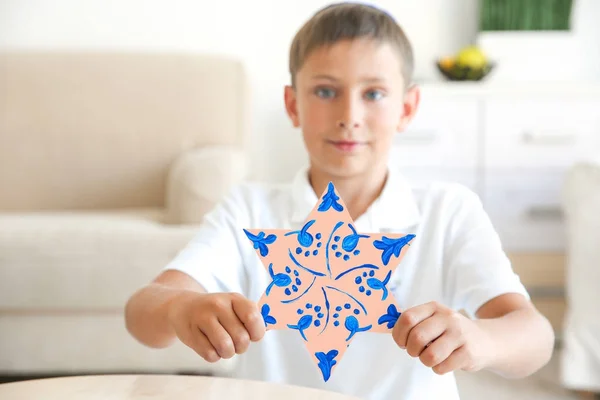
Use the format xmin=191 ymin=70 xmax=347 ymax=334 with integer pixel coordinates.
xmin=193 ymin=326 xmax=221 ymax=363
xmin=204 ymin=317 xmax=236 ymax=359
xmin=393 ymin=302 xmax=437 ymax=349
xmin=419 ymin=331 xmax=461 ymax=368
xmin=232 ymin=296 xmax=266 ymax=342
xmin=432 ymin=346 xmax=468 ymax=375
xmin=217 ymin=308 xmax=251 ymax=355
xmin=405 ymin=315 xmax=447 ymax=358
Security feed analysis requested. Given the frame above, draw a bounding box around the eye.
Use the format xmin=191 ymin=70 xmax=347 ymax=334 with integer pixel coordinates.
xmin=365 ymin=89 xmax=384 ymax=101
xmin=315 ymin=87 xmax=336 ymax=99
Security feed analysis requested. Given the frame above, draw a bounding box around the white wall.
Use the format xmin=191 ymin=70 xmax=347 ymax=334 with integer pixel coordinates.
xmin=1 ymin=0 xmax=597 ymax=182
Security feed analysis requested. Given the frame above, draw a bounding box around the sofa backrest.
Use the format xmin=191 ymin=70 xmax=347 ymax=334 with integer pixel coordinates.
xmin=0 ymin=52 xmax=249 ymax=211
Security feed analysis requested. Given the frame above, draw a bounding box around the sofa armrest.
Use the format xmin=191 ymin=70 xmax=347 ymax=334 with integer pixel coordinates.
xmin=165 ymin=146 xmax=246 ymax=225
xmin=563 ymin=160 xmax=600 ymax=215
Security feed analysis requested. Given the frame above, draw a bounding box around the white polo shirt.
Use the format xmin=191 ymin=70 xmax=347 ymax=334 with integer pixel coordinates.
xmin=164 ymin=165 xmax=529 ymax=400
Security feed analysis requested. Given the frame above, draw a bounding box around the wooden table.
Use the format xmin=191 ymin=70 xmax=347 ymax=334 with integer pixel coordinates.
xmin=0 ymin=374 xmax=361 ymax=399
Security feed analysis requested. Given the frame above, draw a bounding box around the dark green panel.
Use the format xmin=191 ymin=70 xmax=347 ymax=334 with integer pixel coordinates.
xmin=480 ymin=0 xmax=573 ymax=31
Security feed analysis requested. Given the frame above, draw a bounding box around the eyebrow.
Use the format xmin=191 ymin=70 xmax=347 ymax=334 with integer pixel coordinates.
xmin=311 ymin=74 xmax=386 ymax=83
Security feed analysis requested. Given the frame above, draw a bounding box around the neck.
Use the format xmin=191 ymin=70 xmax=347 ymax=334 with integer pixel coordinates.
xmin=308 ymin=163 xmax=389 ymax=221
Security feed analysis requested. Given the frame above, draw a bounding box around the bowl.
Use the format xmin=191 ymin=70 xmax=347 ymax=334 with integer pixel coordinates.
xmin=436 ymin=60 xmax=495 ymax=81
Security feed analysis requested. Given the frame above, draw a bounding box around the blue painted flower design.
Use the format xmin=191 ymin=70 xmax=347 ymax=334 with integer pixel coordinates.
xmin=261 ymin=304 xmax=277 ymax=327
xmin=265 ymin=263 xmax=292 ymax=296
xmin=342 ymin=223 xmax=370 ymax=252
xmin=373 ymin=234 xmax=415 ymax=266
xmin=287 ymin=314 xmax=313 ymax=341
xmin=366 ymin=270 xmax=392 ymax=300
xmin=344 ymin=315 xmax=372 ymax=341
xmin=285 ymin=219 xmax=316 ymax=247
xmin=315 ymin=350 xmax=339 ymax=382
xmin=243 ymin=230 xmax=277 ymax=257
xmin=334 ymin=263 xmax=379 ymax=280
xmin=317 ymin=182 xmax=343 ymax=212
xmin=377 ymin=303 xmax=401 ymax=329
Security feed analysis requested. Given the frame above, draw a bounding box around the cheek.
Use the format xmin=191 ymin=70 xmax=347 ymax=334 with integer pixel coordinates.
xmin=300 ymin=99 xmax=329 ymax=130
xmin=366 ymin=103 xmax=400 ymax=132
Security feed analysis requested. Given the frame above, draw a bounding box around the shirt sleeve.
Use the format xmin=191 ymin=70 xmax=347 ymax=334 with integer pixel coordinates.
xmin=443 ymin=187 xmax=530 ymax=318
xmin=162 ymin=187 xmax=249 ymax=295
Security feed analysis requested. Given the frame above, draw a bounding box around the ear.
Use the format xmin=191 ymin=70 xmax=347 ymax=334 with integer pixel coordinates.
xmin=396 ymin=84 xmax=420 ymax=132
xmin=284 ymin=85 xmax=300 ymax=128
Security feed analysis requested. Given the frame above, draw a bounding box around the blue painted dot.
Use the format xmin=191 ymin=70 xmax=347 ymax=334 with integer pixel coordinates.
xmin=354 ymin=309 xmax=360 ymax=315
xmin=317 ymin=242 xmax=322 ymax=248
xmin=305 ymin=251 xmax=310 ymax=257
xmin=314 ymin=320 xmax=321 ymax=327
xmin=344 ymin=303 xmax=351 ymax=309
xmin=355 ymin=277 xmax=362 ymax=284
xmin=292 ymin=285 xmax=298 ymax=292
xmin=297 ymin=309 xmax=304 ymax=314
xmin=369 ymin=270 xmax=375 ymax=277
xmin=335 ymin=306 xmax=342 ymax=312
xmin=334 ymin=321 xmax=340 ymax=327
xmin=313 ymin=250 xmax=318 ymax=256
xmin=315 ymin=306 xmax=321 ymax=312
xmin=343 ymin=255 xmax=350 ymax=261
xmin=306 ymin=303 xmax=312 ymax=309
xmin=366 ymin=290 xmax=371 ymax=296
xmin=296 ymin=247 xmax=302 ymax=254
xmin=333 ymin=313 xmax=339 ymax=318
xmin=334 ymin=236 xmax=340 ymax=242
xmin=317 ymin=313 xmax=324 ymax=318
xmin=294 ymin=270 xmax=299 ymax=276
xmin=332 ymin=244 xmax=338 ymax=250
xmin=354 ymin=250 xmax=360 ymax=256
xmin=316 ymin=233 xmax=322 ymax=239
xmin=295 ymin=278 xmax=301 ymax=285
xmin=363 ymin=272 xmax=368 ymax=277
xmin=285 ymin=266 xmax=291 ymax=273
xmin=359 ymin=286 xmax=365 ymax=292
xmin=335 ymin=252 xmax=342 ymax=258
xmin=285 ymin=288 xmax=291 ymax=295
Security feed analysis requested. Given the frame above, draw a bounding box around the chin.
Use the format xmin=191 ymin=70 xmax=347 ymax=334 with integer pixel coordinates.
xmin=316 ymin=158 xmax=370 ymax=178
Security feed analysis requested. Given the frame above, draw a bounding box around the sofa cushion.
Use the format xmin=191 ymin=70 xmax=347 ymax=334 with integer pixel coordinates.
xmin=0 ymin=52 xmax=249 ymax=211
xmin=165 ymin=146 xmax=246 ymax=225
xmin=0 ymin=313 xmax=235 ymax=374
xmin=0 ymin=209 xmax=200 ymax=310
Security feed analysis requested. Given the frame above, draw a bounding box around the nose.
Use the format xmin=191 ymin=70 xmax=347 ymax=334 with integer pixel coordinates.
xmin=336 ymin=96 xmax=361 ymax=129
xmin=337 ymin=119 xmax=360 ymax=129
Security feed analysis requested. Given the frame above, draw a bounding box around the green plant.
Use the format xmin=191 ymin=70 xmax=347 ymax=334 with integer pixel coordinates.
xmin=480 ymin=0 xmax=573 ymax=31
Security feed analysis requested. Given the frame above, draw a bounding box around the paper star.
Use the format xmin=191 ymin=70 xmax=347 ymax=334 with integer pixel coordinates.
xmin=243 ymin=182 xmax=415 ymax=382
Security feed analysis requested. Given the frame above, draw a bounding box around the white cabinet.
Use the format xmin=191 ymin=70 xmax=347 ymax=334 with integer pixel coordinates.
xmin=393 ymin=83 xmax=600 ymax=253
xmin=484 ymin=98 xmax=600 ymax=169
xmin=482 ymin=168 xmax=566 ymax=251
xmin=392 ymin=94 xmax=479 ymax=168
xmin=391 ymin=89 xmax=480 ymax=194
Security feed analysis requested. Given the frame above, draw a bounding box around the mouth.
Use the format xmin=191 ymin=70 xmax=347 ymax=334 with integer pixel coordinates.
xmin=326 ymin=139 xmax=367 ymax=153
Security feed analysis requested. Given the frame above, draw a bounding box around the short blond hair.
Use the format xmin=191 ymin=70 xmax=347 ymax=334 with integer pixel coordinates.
xmin=289 ymin=2 xmax=414 ymax=88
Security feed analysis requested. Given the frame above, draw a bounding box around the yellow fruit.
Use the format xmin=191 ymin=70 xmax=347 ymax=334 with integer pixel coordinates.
xmin=456 ymin=46 xmax=487 ymax=69
xmin=439 ymin=57 xmax=455 ymax=70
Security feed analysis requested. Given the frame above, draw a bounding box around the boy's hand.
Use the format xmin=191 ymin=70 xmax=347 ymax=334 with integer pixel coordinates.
xmin=167 ymin=292 xmax=265 ymax=363
xmin=392 ymin=301 xmax=493 ymax=375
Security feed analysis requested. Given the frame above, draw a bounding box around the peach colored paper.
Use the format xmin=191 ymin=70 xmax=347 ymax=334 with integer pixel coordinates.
xmin=243 ymin=182 xmax=415 ymax=382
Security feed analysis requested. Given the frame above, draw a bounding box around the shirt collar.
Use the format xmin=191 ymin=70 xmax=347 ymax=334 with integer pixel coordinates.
xmin=290 ymin=165 xmax=421 ymax=232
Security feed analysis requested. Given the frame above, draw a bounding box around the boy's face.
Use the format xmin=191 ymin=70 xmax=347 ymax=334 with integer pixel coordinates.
xmin=284 ymin=38 xmax=419 ymax=179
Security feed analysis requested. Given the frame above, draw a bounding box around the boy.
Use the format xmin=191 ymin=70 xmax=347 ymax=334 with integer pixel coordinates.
xmin=125 ymin=3 xmax=554 ymax=399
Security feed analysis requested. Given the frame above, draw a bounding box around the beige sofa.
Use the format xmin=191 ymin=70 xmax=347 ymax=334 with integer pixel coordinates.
xmin=561 ymin=160 xmax=600 ymax=393
xmin=0 ymin=52 xmax=248 ymax=376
